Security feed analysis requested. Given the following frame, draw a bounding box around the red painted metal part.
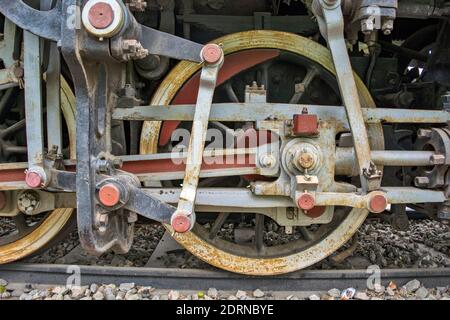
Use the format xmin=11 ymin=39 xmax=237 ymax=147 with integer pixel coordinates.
xmin=98 ymin=183 xmax=121 ymax=207
xmin=293 ymin=113 xmax=319 ymax=136
xmin=304 ymin=206 xmax=326 ymax=218
xmin=0 ymin=155 xmax=256 ymax=184
xmin=201 ymin=44 xmax=223 ymax=64
xmin=297 ymin=193 xmax=316 ymax=211
xmin=0 ymin=51 xmax=276 ymax=186
xmin=369 ymin=194 xmax=388 ymax=213
xmin=171 ymin=213 xmax=192 ymax=233
xmin=122 ymin=154 xmax=256 ymax=174
xmin=88 ymin=2 xmax=115 ymax=29
xmin=25 ymin=171 xmax=43 ymax=188
xmin=159 ymin=49 xmax=280 ymax=146
xmin=0 ymin=169 xmax=26 ymax=183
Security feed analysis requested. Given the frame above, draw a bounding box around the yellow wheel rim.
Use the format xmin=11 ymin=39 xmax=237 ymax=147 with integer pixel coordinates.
xmin=0 ymin=78 xmax=76 ymax=264
xmin=141 ymin=31 xmax=383 ymax=275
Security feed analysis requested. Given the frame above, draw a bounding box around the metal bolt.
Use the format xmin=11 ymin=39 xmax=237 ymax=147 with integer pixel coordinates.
xmin=259 ymin=154 xmax=276 ymax=168
xmin=25 ymin=168 xmax=47 ymax=188
xmin=382 ymin=19 xmax=394 ymax=35
xmin=122 ymin=39 xmax=149 ymax=61
xmin=98 ymin=183 xmax=122 ymax=207
xmin=112 ymin=158 xmax=124 ymax=169
xmin=82 ymin=0 xmax=125 ymax=39
xmin=201 ymin=43 xmax=223 ymax=64
xmin=95 ymin=213 xmax=109 ymax=233
xmin=18 ymin=191 xmax=40 ymax=215
xmin=171 ymin=210 xmax=192 ymax=233
xmin=126 ymin=0 xmax=147 ymax=12
xmin=368 ymin=193 xmax=388 ymax=214
xmin=442 ymin=92 xmax=450 ymax=111
xmin=297 ymin=193 xmax=315 ymax=211
xmin=298 ymin=152 xmax=315 ymax=169
xmin=127 ymin=212 xmax=138 ymax=224
xmin=415 ymin=176 xmax=430 ymax=187
xmin=96 ymin=159 xmax=111 ymax=173
xmin=430 ymin=154 xmax=446 ymax=165
xmin=361 ymin=18 xmax=374 ymax=35
xmin=417 ymin=129 xmax=432 ymax=139
xmin=295 ymin=83 xmax=306 ymax=94
xmin=88 ymin=2 xmax=115 ymax=29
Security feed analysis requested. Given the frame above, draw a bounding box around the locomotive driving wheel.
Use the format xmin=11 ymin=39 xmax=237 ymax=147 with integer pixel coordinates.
xmin=141 ymin=31 xmax=384 ymax=275
xmin=0 ymin=78 xmax=76 ymax=264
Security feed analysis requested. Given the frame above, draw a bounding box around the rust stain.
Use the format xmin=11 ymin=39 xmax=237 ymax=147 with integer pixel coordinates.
xmin=140 ymin=30 xmax=381 ymax=275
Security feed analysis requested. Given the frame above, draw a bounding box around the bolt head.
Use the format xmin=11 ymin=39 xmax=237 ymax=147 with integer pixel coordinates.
xmin=95 ymin=213 xmax=109 ymax=233
xmin=430 ymin=154 xmax=445 ymax=165
xmin=259 ymin=154 xmax=276 ymax=168
xmin=98 ymin=183 xmax=121 ymax=207
xmin=298 ymin=152 xmax=315 ymax=169
xmin=88 ymin=2 xmax=115 ymax=29
xmin=368 ymin=194 xmax=388 ymax=214
xmin=171 ymin=212 xmax=192 ymax=233
xmin=201 ymin=44 xmax=223 ymax=64
xmin=415 ymin=176 xmax=430 ymax=187
xmin=417 ymin=129 xmax=432 ymax=139
xmin=25 ymin=170 xmax=44 ymax=188
xmin=297 ymin=193 xmax=315 ymax=211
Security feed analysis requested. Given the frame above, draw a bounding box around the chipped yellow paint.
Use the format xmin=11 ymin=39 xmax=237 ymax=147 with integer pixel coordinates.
xmin=141 ymin=31 xmax=384 ymax=275
xmin=0 ymin=77 xmax=75 ymax=264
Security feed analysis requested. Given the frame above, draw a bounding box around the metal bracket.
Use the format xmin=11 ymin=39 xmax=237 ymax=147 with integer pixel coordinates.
xmin=171 ymin=44 xmax=224 ymax=233
xmin=0 ymin=0 xmax=204 ymax=63
xmin=313 ymin=0 xmax=381 ymax=192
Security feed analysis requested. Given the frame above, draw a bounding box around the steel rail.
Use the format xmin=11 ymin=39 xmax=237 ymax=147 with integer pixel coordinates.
xmin=0 ymin=263 xmax=449 ymax=291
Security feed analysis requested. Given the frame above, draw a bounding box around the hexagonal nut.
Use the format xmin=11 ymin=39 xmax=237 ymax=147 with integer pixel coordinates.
xmin=112 ymin=158 xmax=124 ymax=169
xmin=382 ymin=19 xmax=394 ymax=35
xmin=259 ymin=154 xmax=276 ymax=169
xmin=122 ymin=40 xmax=149 ymax=60
xmin=442 ymin=92 xmax=450 ymax=103
xmin=430 ymin=154 xmax=446 ymax=165
xmin=127 ymin=212 xmax=138 ymax=224
xmin=361 ymin=19 xmax=374 ymax=34
xmin=95 ymin=213 xmax=109 ymax=232
xmin=417 ymin=129 xmax=432 ymax=139
xmin=96 ymin=159 xmax=111 ymax=173
xmin=298 ymin=152 xmax=315 ymax=169
xmin=17 ymin=191 xmax=40 ymax=215
xmin=414 ymin=176 xmax=430 ymax=187
xmin=126 ymin=0 xmax=147 ymax=12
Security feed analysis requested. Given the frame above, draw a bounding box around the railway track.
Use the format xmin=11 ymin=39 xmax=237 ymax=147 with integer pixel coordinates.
xmin=1 ymin=263 xmax=449 ymax=292
xmin=1 ymin=0 xmax=450 ymax=284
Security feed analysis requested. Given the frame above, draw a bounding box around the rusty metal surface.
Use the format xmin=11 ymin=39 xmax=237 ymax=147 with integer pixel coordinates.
xmin=140 ymin=30 xmax=384 ymax=275
xmin=0 ymin=77 xmax=76 ymax=264
xmin=157 ymin=49 xmax=280 ymax=146
xmin=2 ymin=263 xmax=450 ymax=291
xmin=316 ymin=0 xmax=380 ymax=192
xmin=173 ymin=48 xmax=223 ymax=223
